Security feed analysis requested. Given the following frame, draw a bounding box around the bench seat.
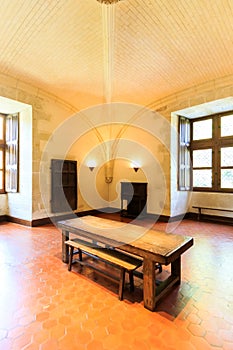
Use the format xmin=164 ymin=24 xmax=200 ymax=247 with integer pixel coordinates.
xmin=193 ymin=206 xmax=233 ymax=220
xmin=65 ymin=238 xmax=142 ymax=300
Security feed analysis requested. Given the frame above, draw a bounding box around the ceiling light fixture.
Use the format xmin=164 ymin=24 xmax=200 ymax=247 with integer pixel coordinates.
xmin=96 ymin=0 xmax=122 ymax=4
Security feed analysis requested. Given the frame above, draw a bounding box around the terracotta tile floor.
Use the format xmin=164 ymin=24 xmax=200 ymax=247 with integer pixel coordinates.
xmin=0 ymin=215 xmax=233 ymax=349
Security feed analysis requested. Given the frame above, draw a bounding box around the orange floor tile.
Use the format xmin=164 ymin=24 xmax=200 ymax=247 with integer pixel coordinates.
xmin=0 ymin=216 xmax=233 ymax=349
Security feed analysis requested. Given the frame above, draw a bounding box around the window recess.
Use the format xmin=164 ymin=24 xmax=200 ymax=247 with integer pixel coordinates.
xmin=190 ymin=112 xmax=233 ymax=192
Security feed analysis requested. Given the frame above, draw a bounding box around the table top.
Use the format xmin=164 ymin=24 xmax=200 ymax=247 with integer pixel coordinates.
xmin=58 ymin=216 xmax=194 ymax=264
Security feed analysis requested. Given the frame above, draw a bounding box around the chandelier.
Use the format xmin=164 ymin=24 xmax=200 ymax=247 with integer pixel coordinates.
xmin=96 ymin=0 xmax=122 ymax=4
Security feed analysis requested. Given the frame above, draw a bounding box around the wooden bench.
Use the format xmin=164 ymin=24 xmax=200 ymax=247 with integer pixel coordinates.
xmin=193 ymin=206 xmax=233 ymax=221
xmin=65 ymin=238 xmax=142 ymax=300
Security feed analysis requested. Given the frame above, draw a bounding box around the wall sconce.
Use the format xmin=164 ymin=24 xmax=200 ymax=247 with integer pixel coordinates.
xmin=131 ymin=161 xmax=140 ymax=173
xmin=87 ymin=160 xmax=96 ymax=172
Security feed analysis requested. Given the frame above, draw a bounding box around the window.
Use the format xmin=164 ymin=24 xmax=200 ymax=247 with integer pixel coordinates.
xmin=179 ymin=112 xmax=233 ymax=192
xmin=0 ymin=113 xmax=19 ymax=193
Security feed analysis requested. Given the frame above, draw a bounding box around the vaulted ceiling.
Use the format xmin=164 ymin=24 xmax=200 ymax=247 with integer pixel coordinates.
xmin=0 ymin=0 xmax=233 ymax=109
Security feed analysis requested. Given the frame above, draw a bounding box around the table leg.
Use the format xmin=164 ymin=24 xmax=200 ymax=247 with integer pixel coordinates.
xmin=62 ymin=230 xmax=69 ymax=263
xmin=171 ymin=256 xmax=181 ymax=284
xmin=143 ymin=258 xmax=156 ymax=311
xmin=143 ymin=256 xmax=181 ymax=311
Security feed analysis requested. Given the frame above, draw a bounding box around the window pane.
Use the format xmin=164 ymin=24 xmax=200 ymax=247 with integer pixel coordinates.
xmin=221 ymin=115 xmax=233 ymax=137
xmin=5 ymin=114 xmax=18 ymax=192
xmin=0 ymin=170 xmax=3 ymax=190
xmin=193 ymin=119 xmax=212 ymax=140
xmin=193 ymin=149 xmax=212 ymax=167
xmin=221 ymin=169 xmax=233 ymax=189
xmin=0 ymin=116 xmax=3 ymax=140
xmin=193 ymin=169 xmax=212 ymax=187
xmin=0 ymin=149 xmax=3 ymax=169
xmin=179 ymin=117 xmax=191 ymax=190
xmin=221 ymin=147 xmax=233 ymax=166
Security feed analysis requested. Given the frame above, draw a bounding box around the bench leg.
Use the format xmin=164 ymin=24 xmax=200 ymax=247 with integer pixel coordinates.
xmin=129 ymin=271 xmax=134 ymax=292
xmin=62 ymin=230 xmax=69 ymax=263
xmin=78 ymin=248 xmax=82 ymax=261
xmin=68 ymin=246 xmax=74 ymax=271
xmin=119 ymin=269 xmax=126 ymax=301
xmin=156 ymin=263 xmax=162 ymax=273
xmin=197 ymin=208 xmax=201 ymax=221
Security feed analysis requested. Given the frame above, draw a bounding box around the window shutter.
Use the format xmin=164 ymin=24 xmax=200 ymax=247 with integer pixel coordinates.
xmin=0 ymin=114 xmax=5 ymax=193
xmin=178 ymin=116 xmax=191 ymax=190
xmin=5 ymin=114 xmax=19 ymax=192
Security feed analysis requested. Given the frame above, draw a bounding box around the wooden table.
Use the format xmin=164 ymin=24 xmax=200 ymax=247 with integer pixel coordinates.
xmin=58 ymin=215 xmax=193 ymax=311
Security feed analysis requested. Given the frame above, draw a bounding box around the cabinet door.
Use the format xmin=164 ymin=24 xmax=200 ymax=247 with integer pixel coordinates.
xmin=121 ymin=182 xmax=147 ymax=217
xmin=51 ymin=159 xmax=77 ymax=213
xmin=121 ymin=182 xmax=134 ymax=199
xmin=132 ymin=183 xmax=147 ymax=198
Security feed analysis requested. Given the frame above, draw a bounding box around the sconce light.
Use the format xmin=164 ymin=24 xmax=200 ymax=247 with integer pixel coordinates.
xmin=131 ymin=161 xmax=140 ymax=173
xmin=87 ymin=160 xmax=96 ymax=172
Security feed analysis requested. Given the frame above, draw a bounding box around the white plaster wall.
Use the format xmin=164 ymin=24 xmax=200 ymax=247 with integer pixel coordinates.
xmin=0 ymin=194 xmax=7 ymax=215
xmin=190 ymin=192 xmax=233 ymax=217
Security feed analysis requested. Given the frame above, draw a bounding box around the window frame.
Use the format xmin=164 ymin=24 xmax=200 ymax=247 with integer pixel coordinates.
xmin=0 ymin=114 xmax=6 ymax=194
xmin=0 ymin=113 xmax=19 ymax=194
xmin=190 ymin=112 xmax=233 ymax=193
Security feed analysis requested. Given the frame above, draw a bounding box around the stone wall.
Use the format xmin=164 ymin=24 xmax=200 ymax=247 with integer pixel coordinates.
xmin=0 ymin=72 xmax=232 ymax=222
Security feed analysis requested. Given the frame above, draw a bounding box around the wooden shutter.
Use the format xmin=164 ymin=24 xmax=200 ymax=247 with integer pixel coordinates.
xmin=0 ymin=114 xmax=5 ymax=193
xmin=5 ymin=114 xmax=19 ymax=192
xmin=178 ymin=116 xmax=191 ymax=190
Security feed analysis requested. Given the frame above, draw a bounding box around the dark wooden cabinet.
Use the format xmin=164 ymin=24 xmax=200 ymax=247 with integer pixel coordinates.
xmin=120 ymin=182 xmax=147 ymax=218
xmin=51 ymin=159 xmax=77 ymax=213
